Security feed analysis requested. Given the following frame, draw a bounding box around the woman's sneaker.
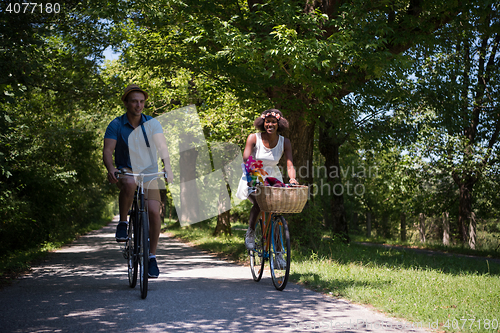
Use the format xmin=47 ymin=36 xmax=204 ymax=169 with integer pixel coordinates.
xmin=115 ymin=222 xmax=128 ymax=242
xmin=245 ymin=229 xmax=256 ymax=250
xmin=148 ymin=257 xmax=159 ymax=278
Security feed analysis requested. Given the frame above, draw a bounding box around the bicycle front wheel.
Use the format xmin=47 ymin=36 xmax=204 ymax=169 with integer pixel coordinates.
xmin=250 ymin=218 xmax=265 ymax=282
xmin=270 ymin=215 xmax=291 ymax=291
xmin=127 ymin=209 xmax=138 ymax=288
xmin=139 ymin=211 xmax=149 ymax=299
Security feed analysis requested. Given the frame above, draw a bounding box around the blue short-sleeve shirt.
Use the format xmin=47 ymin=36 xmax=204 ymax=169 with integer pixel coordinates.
xmin=104 ymin=113 xmax=163 ymax=170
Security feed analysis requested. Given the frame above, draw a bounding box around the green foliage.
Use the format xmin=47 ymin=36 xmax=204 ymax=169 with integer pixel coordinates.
xmin=122 ymin=0 xmax=448 ymax=114
xmin=0 ymin=84 xmax=111 ymax=253
xmin=0 ymin=0 xmax=120 ymax=256
xmin=2 ymin=0 xmax=496 ymax=259
xmin=338 ymin=1 xmax=500 ymax=244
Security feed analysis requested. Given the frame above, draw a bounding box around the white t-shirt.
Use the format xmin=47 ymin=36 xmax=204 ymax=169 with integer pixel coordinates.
xmin=236 ymin=132 xmax=284 ymax=200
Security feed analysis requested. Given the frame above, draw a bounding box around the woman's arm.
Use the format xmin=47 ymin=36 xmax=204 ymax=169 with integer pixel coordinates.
xmin=283 ymin=138 xmax=298 ymax=184
xmin=242 ymin=133 xmax=257 ymax=161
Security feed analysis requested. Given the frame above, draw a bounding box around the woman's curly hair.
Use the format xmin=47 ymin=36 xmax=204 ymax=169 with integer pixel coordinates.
xmin=253 ymin=109 xmax=289 ymax=132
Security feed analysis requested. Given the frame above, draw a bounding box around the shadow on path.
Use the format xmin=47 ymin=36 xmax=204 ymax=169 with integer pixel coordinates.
xmin=0 ymin=218 xmax=431 ymax=333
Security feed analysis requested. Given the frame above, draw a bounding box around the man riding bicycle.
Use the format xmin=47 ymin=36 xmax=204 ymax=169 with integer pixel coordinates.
xmin=103 ymin=84 xmax=172 ymax=278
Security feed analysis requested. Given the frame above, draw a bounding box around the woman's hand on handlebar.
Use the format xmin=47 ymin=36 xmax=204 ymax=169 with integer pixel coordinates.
xmin=289 ymin=178 xmax=299 ymax=185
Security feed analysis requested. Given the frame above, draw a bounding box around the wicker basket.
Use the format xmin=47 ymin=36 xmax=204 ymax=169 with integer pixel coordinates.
xmin=254 ymin=185 xmax=309 ymax=213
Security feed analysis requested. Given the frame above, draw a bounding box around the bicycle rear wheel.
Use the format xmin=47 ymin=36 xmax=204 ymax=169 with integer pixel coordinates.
xmin=249 ymin=218 xmax=265 ymax=282
xmin=127 ymin=208 xmax=138 ymax=288
xmin=269 ymin=215 xmax=291 ymax=291
xmin=139 ymin=211 xmax=149 ymax=299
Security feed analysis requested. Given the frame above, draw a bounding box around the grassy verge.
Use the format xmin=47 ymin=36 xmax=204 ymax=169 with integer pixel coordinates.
xmin=0 ymin=217 xmax=112 ymax=288
xmin=163 ymin=219 xmax=500 ymax=333
xmin=351 ymin=235 xmax=500 ymax=260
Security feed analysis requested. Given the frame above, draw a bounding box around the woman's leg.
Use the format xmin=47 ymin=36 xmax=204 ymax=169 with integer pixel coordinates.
xmin=247 ymin=193 xmax=260 ymax=231
xmin=245 ymin=193 xmax=260 ymax=250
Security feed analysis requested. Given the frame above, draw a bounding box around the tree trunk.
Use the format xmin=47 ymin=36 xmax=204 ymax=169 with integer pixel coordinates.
xmin=419 ymin=213 xmax=426 ymax=243
xmin=455 ymin=178 xmax=475 ymax=244
xmin=382 ymin=214 xmax=390 ymax=238
xmin=468 ymin=211 xmax=476 ymax=250
xmin=400 ymin=213 xmax=406 ymax=242
xmin=275 ymin=108 xmax=324 ymax=247
xmin=280 ymin=110 xmax=315 ymax=184
xmin=366 ymin=212 xmax=371 ymax=238
xmin=442 ymin=212 xmax=450 ymax=246
xmin=351 ymin=212 xmax=358 ymax=232
xmin=213 ymin=182 xmax=232 ymax=236
xmin=318 ymin=119 xmax=349 ymax=242
xmin=179 ymin=148 xmax=199 ymax=224
xmin=214 ymin=211 xmax=231 ymax=236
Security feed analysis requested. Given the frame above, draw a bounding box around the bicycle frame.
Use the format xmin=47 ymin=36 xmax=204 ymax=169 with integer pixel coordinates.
xmin=260 ymin=212 xmax=276 ymax=255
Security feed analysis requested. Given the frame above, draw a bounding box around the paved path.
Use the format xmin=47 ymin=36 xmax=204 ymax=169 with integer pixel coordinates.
xmin=0 ymin=217 xmax=431 ymax=333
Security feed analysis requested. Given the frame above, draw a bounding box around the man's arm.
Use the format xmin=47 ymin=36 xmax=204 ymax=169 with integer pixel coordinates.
xmin=153 ymin=133 xmax=173 ymax=183
xmin=103 ymin=138 xmax=119 ymax=183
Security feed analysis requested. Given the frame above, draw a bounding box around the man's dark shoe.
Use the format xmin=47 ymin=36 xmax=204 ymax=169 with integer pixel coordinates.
xmin=115 ymin=222 xmax=128 ymax=242
xmin=148 ymin=257 xmax=159 ymax=278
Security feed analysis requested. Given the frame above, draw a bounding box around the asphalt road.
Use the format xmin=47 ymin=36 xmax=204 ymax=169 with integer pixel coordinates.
xmin=0 ymin=217 xmax=431 ymax=333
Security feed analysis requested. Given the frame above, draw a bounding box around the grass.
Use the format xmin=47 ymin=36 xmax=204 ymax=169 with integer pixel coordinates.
xmin=352 ymin=234 xmax=500 ymax=260
xmin=164 ymin=218 xmax=500 ymax=333
xmin=293 ymin=241 xmax=500 ymax=333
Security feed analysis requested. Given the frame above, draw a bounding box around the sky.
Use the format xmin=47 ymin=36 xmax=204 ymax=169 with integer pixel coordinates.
xmin=103 ymin=46 xmax=120 ymax=62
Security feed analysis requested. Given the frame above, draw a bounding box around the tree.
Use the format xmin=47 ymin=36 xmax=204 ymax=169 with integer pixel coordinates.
xmin=0 ymin=1 xmax=127 ymax=253
xmin=349 ymin=2 xmax=500 ymax=246
xmin=120 ymin=0 xmax=471 ymax=241
xmin=410 ymin=2 xmax=500 ymax=244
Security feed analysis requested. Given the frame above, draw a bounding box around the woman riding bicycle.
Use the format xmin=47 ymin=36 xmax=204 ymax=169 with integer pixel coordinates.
xmin=235 ymin=109 xmax=299 ymax=250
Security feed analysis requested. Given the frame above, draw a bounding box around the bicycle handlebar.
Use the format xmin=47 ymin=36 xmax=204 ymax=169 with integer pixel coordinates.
xmin=115 ymin=170 xmax=168 ymax=180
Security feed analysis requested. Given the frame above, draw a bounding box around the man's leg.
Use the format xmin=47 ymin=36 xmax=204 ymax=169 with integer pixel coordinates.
xmin=147 ymin=199 xmax=161 ymax=256
xmin=146 ymin=188 xmax=162 ymax=278
xmin=115 ymin=176 xmax=136 ymax=241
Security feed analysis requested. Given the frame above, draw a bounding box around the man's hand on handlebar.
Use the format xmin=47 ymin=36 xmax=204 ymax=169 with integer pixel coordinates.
xmin=162 ymin=166 xmax=169 ymax=183
xmin=108 ymin=168 xmax=120 ymax=184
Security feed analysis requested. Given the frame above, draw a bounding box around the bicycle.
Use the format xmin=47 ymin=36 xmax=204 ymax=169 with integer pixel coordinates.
xmin=248 ymin=183 xmax=308 ymax=291
xmin=249 ymin=209 xmax=291 ymax=291
xmin=116 ymin=170 xmax=167 ymax=299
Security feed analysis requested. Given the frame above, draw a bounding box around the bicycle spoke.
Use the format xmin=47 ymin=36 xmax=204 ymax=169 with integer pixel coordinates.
xmin=127 ymin=206 xmax=138 ymax=288
xmin=250 ymin=218 xmax=265 ymax=282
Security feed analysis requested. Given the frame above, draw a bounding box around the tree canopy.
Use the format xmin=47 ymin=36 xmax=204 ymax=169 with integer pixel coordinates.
xmin=2 ymin=0 xmax=499 ymax=254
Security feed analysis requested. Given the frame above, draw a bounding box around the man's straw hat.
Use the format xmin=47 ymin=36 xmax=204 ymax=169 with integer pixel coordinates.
xmin=121 ymin=84 xmax=149 ymax=101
